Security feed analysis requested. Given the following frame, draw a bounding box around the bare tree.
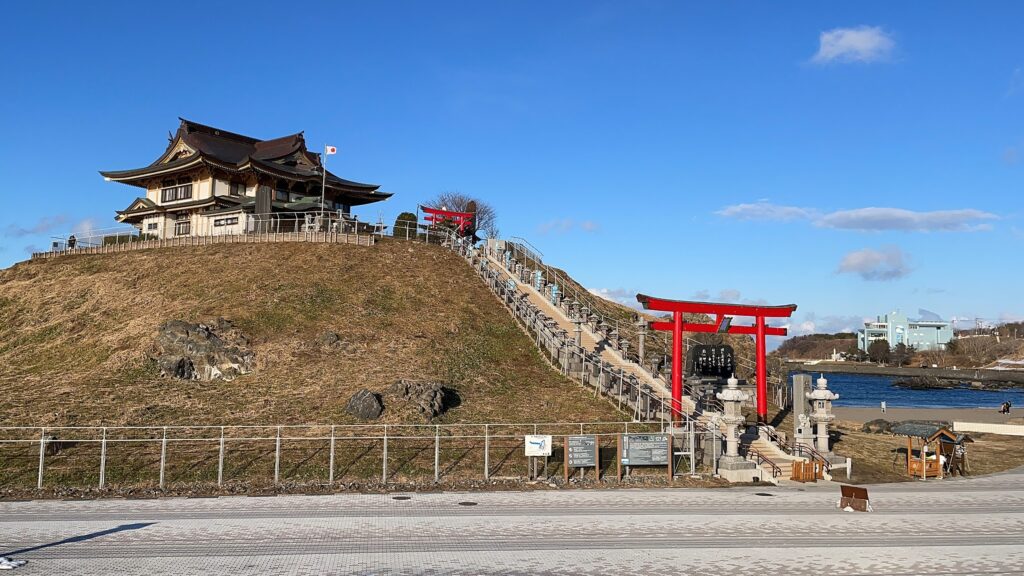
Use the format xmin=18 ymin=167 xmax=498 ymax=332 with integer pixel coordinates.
xmin=426 ymin=192 xmax=499 ymax=239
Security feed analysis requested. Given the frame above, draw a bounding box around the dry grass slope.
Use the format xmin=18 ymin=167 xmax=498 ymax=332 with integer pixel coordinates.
xmin=0 ymin=241 xmax=623 ymax=427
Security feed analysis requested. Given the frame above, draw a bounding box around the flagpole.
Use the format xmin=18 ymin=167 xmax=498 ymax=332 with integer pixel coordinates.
xmin=320 ymin=145 xmax=328 ymax=217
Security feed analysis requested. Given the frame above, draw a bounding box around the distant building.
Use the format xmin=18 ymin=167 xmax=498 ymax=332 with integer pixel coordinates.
xmin=857 ymin=311 xmax=954 ymax=352
xmin=100 ymin=118 xmax=391 ymax=238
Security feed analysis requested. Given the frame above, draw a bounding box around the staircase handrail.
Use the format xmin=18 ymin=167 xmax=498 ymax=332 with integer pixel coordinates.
xmin=743 ymin=447 xmax=782 ymax=478
xmin=757 ymin=424 xmax=790 ymax=453
xmin=791 ymin=442 xmax=832 ymax=471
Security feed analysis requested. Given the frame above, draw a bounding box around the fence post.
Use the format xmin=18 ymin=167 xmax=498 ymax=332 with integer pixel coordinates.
xmin=274 ymin=426 xmax=282 ymax=485
xmin=328 ymin=425 xmax=336 ymax=485
xmin=159 ymin=427 xmax=168 ymax=489
xmin=484 ymin=424 xmax=490 ymax=481
xmin=217 ymin=427 xmax=225 ymax=487
xmin=99 ymin=427 xmax=107 ymax=488
xmin=37 ymin=427 xmax=46 ymax=489
xmin=434 ymin=425 xmax=440 ymax=483
xmin=382 ymin=425 xmax=389 ymax=484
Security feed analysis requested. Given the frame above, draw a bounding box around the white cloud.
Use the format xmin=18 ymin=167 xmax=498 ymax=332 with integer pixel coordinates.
xmin=538 ymin=219 xmax=600 ymax=235
xmin=782 ymin=313 xmax=867 ymax=338
xmin=816 ymin=207 xmax=997 ymax=232
xmin=1004 ymin=147 xmax=1020 ymax=165
xmin=1006 ymin=66 xmax=1023 ymax=99
xmin=714 ymin=202 xmax=817 ymax=221
xmin=811 ymin=26 xmax=895 ymax=64
xmin=716 ymin=202 xmax=998 ymax=233
xmin=717 ymin=289 xmax=742 ymax=303
xmin=588 ymin=287 xmax=642 ymax=310
xmin=3 ymin=214 xmax=69 ymax=237
xmin=837 ymin=246 xmax=911 ymax=281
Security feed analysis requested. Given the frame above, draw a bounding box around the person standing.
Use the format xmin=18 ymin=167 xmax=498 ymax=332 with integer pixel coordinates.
xmin=880 ymin=401 xmax=887 ymax=414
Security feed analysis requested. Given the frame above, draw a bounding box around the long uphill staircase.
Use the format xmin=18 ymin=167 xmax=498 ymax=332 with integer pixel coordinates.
xmin=439 ymin=231 xmax=818 ymax=482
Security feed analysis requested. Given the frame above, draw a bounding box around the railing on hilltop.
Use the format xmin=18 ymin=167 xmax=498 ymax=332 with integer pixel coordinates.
xmin=35 ymin=210 xmax=384 ymax=260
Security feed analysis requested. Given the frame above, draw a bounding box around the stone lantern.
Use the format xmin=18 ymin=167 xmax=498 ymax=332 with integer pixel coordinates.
xmin=715 ymin=375 xmax=758 ymax=481
xmin=806 ymin=374 xmax=838 ymax=455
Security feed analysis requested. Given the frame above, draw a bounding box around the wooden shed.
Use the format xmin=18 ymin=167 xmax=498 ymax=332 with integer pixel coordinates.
xmin=890 ymin=423 xmax=973 ymax=480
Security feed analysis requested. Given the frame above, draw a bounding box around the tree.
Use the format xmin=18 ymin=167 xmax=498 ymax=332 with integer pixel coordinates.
xmin=890 ymin=343 xmax=914 ymax=367
xmin=867 ymin=339 xmax=891 ymax=364
xmin=393 ymin=212 xmax=417 ymax=239
xmin=426 ymin=192 xmax=499 ymax=239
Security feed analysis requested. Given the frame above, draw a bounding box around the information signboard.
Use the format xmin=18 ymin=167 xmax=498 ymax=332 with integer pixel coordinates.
xmin=566 ymin=435 xmax=598 ymax=468
xmin=524 ymin=435 xmax=553 ymax=457
xmin=620 ymin=434 xmax=670 ymax=466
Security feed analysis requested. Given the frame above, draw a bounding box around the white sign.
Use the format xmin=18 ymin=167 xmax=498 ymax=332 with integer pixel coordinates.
xmin=524 ymin=435 xmax=553 ymax=457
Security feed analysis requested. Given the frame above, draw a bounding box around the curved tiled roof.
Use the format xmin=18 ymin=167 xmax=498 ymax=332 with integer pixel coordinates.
xmin=100 ymin=119 xmax=386 ymax=200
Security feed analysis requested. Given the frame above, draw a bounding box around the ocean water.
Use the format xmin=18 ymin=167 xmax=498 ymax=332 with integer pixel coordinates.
xmin=789 ymin=371 xmax=1024 ymax=409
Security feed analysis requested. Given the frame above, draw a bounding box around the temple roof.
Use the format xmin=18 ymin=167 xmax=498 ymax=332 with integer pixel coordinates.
xmin=100 ymin=118 xmax=388 ymax=198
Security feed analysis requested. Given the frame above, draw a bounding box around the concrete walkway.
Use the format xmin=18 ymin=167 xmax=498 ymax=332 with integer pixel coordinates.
xmin=2 ymin=465 xmax=1023 ymax=575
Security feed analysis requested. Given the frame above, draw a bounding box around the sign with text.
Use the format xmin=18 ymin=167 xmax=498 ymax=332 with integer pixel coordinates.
xmin=524 ymin=435 xmax=553 ymax=457
xmin=566 ymin=435 xmax=598 ymax=468
xmin=620 ymin=434 xmax=670 ymax=466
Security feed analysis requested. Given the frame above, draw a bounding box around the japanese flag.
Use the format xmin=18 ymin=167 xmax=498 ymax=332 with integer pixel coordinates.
xmin=325 ymin=145 xmax=337 ymax=155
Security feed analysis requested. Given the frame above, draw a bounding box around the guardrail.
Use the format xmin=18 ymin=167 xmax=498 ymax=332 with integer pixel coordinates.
xmin=0 ymin=421 xmax=685 ymax=490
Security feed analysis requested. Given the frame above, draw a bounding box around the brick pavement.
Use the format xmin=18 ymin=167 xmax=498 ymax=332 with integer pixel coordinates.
xmin=1 ymin=465 xmax=1023 ymax=575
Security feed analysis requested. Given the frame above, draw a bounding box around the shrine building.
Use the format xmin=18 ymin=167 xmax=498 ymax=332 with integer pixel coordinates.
xmin=100 ymin=119 xmax=391 ymax=238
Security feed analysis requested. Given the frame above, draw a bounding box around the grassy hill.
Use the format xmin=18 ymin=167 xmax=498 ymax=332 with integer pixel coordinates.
xmin=0 ymin=241 xmax=623 ymax=428
xmin=773 ymin=333 xmax=858 ymax=360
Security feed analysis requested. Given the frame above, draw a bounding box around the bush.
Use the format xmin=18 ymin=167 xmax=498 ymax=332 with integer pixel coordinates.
xmin=393 ymin=212 xmax=417 ymax=239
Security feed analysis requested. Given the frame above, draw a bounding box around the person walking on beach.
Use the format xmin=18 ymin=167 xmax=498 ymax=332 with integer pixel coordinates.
xmin=880 ymin=401 xmax=886 ymax=414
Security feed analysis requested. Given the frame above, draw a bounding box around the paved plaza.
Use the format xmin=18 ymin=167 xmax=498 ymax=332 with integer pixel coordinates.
xmin=2 ymin=468 xmax=1024 ymax=575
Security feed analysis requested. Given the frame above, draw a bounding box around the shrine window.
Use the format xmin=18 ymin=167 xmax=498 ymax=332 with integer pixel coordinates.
xmin=161 ymin=182 xmax=193 ymax=202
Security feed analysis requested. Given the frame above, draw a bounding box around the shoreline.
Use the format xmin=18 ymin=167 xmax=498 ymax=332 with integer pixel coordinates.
xmin=784 ymin=362 xmax=1024 ymax=386
xmin=834 ymin=406 xmax=1023 ymax=425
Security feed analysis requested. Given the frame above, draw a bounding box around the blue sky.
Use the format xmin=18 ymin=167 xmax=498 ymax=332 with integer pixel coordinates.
xmin=2 ymin=1 xmax=1021 ymax=342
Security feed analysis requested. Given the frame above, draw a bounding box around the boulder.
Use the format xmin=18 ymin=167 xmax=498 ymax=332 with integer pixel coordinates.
xmin=346 ymin=389 xmax=384 ymax=420
xmin=151 ymin=320 xmax=254 ymax=382
xmin=860 ymin=418 xmax=893 ymax=434
xmin=318 ymin=331 xmax=341 ymax=346
xmin=389 ymin=380 xmax=460 ymax=419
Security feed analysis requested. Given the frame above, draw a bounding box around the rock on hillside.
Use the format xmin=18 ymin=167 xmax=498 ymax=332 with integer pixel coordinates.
xmin=151 ymin=319 xmax=253 ymax=381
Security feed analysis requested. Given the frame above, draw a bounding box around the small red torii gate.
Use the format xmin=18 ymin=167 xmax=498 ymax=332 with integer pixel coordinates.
xmin=636 ymin=294 xmax=797 ymax=425
xmin=420 ymin=205 xmax=475 ymax=236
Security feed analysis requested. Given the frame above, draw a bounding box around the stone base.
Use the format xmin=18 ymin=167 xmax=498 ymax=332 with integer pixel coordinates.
xmin=718 ymin=456 xmax=760 ymax=482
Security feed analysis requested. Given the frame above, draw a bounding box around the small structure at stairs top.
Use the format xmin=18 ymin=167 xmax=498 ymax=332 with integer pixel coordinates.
xmin=636 ymin=294 xmax=797 ymax=424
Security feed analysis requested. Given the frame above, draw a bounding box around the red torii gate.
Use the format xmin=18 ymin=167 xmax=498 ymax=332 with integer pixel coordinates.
xmin=636 ymin=295 xmax=797 ymax=425
xmin=420 ymin=205 xmax=475 ymax=236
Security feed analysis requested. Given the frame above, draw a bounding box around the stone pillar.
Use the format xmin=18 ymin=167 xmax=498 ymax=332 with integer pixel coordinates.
xmin=715 ymin=375 xmax=758 ymax=482
xmin=806 ymin=374 xmax=838 ymax=455
xmin=792 ymin=374 xmax=814 ymax=447
xmin=573 ymin=316 xmax=582 ymax=346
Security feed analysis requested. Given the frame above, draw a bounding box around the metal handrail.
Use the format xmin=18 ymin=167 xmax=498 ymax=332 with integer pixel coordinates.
xmin=743 ymin=447 xmax=782 ymax=478
xmin=791 ymin=442 xmax=832 ymax=471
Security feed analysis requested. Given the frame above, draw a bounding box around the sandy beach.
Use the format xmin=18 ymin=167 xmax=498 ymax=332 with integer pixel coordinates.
xmin=834 ymin=406 xmax=1024 ymax=425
